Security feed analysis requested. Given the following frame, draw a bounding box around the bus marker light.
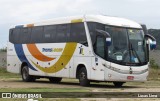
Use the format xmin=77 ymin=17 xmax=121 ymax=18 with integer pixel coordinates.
xmin=127 ymin=76 xmax=134 ymax=80
xmin=71 ymin=19 xmax=83 ymax=23
xmin=27 ymin=24 xmax=34 ymax=27
xmin=15 ymin=25 xmax=24 ymax=28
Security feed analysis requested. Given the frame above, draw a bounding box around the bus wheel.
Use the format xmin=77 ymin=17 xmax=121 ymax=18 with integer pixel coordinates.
xmin=113 ymin=82 xmax=124 ymax=87
xmin=21 ymin=66 xmax=35 ymax=82
xmin=49 ymin=77 xmax=62 ymax=83
xmin=78 ymin=68 xmax=90 ymax=86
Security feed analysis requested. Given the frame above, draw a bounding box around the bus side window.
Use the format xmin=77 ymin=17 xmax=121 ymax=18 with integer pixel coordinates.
xmin=19 ymin=28 xmax=31 ymax=44
xmin=87 ymin=22 xmax=96 ymax=46
xmin=12 ymin=28 xmax=21 ymax=44
xmin=56 ymin=24 xmax=67 ymax=42
xmin=30 ymin=26 xmax=43 ymax=43
xmin=95 ymin=36 xmax=105 ymax=58
xmin=9 ymin=29 xmax=14 ymax=43
xmin=70 ymin=23 xmax=87 ymax=46
xmin=44 ymin=25 xmax=56 ymax=43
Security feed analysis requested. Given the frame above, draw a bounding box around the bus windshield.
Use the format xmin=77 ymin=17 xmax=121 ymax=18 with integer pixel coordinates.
xmin=87 ymin=22 xmax=148 ymax=66
xmin=105 ymin=26 xmax=147 ymax=66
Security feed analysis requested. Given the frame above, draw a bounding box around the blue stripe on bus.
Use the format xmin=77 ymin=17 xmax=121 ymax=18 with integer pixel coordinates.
xmin=14 ymin=44 xmax=37 ymax=71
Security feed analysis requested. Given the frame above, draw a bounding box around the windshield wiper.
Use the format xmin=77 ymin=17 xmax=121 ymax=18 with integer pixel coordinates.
xmin=130 ymin=44 xmax=142 ymax=64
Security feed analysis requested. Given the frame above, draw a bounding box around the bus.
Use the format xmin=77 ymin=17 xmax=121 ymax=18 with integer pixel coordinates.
xmin=7 ymin=15 xmax=156 ymax=87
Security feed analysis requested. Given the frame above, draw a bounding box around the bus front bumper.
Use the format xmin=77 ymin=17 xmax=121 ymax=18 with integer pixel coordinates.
xmin=104 ymin=69 xmax=149 ymax=82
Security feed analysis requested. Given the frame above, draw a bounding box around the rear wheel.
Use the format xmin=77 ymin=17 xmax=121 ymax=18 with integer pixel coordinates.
xmin=78 ymin=68 xmax=90 ymax=86
xmin=21 ymin=66 xmax=35 ymax=82
xmin=113 ymin=82 xmax=124 ymax=87
xmin=49 ymin=77 xmax=62 ymax=83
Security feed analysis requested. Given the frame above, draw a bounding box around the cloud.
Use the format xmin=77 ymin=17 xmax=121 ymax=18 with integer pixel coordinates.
xmin=0 ymin=0 xmax=94 ymax=48
xmin=1 ymin=0 xmax=159 ymax=26
xmin=0 ymin=0 xmax=93 ymax=25
xmin=0 ymin=0 xmax=160 ymax=48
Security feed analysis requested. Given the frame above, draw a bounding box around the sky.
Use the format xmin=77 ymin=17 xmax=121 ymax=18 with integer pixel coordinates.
xmin=0 ymin=0 xmax=160 ymax=48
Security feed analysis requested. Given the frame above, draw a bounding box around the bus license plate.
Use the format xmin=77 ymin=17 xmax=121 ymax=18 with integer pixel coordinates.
xmin=127 ymin=76 xmax=134 ymax=80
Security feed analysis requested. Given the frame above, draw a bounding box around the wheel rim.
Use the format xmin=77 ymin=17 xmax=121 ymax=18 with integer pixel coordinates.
xmin=22 ymin=69 xmax=28 ymax=80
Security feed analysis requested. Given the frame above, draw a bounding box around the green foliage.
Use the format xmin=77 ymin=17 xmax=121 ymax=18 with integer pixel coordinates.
xmin=0 ymin=68 xmax=19 ymax=78
xmin=148 ymin=68 xmax=160 ymax=80
xmin=0 ymin=88 xmax=89 ymax=92
xmin=0 ymin=67 xmax=8 ymax=73
xmin=150 ymin=58 xmax=159 ymax=69
xmin=0 ymin=47 xmax=7 ymax=52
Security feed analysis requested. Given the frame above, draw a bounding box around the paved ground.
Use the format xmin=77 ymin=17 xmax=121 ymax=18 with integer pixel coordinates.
xmin=0 ymin=78 xmax=160 ymax=100
xmin=0 ymin=78 xmax=160 ymax=92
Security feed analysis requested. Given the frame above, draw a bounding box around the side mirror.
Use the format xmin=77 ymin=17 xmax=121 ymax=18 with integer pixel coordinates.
xmin=96 ymin=29 xmax=112 ymax=46
xmin=106 ymin=37 xmax=112 ymax=46
xmin=145 ymin=34 xmax=156 ymax=50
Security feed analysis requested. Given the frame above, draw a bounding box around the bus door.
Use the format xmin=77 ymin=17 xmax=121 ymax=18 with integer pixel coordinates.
xmin=91 ymin=35 xmax=106 ymax=81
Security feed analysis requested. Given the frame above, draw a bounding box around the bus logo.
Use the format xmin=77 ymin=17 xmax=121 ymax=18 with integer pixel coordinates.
xmin=42 ymin=48 xmax=63 ymax=52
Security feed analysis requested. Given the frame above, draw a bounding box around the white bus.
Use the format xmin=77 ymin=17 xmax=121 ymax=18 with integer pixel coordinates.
xmin=7 ymin=15 xmax=156 ymax=87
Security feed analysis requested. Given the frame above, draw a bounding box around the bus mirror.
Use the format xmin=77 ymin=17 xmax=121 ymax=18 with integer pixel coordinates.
xmin=106 ymin=37 xmax=112 ymax=46
xmin=149 ymin=39 xmax=156 ymax=50
xmin=145 ymin=34 xmax=156 ymax=50
xmin=95 ymin=29 xmax=112 ymax=46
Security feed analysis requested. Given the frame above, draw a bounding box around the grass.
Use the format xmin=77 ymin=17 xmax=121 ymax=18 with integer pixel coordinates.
xmin=148 ymin=68 xmax=160 ymax=80
xmin=0 ymin=68 xmax=20 ymax=79
xmin=0 ymin=88 xmax=89 ymax=92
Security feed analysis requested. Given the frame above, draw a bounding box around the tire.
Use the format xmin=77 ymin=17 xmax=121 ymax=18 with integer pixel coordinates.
xmin=21 ymin=66 xmax=35 ymax=82
xmin=49 ymin=77 xmax=62 ymax=83
xmin=113 ymin=82 xmax=124 ymax=87
xmin=78 ymin=67 xmax=90 ymax=86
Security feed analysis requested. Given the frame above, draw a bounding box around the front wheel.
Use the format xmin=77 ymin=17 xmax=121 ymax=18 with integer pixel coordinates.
xmin=113 ymin=82 xmax=124 ymax=87
xmin=78 ymin=68 xmax=90 ymax=86
xmin=21 ymin=66 xmax=35 ymax=82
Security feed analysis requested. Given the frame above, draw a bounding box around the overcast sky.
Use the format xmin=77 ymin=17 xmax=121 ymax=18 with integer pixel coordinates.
xmin=0 ymin=0 xmax=160 ymax=48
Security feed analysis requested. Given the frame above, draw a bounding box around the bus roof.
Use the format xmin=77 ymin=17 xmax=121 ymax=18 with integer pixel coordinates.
xmin=14 ymin=15 xmax=142 ymax=29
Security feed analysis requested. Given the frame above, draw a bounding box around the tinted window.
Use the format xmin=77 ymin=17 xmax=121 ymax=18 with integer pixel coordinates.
xmin=106 ymin=27 xmax=129 ymax=62
xmin=31 ymin=26 xmax=43 ymax=43
xmin=96 ymin=36 xmax=105 ymax=58
xmin=9 ymin=29 xmax=14 ymax=43
xmin=70 ymin=23 xmax=87 ymax=45
xmin=19 ymin=28 xmax=31 ymax=43
xmin=87 ymin=22 xmax=105 ymax=46
xmin=12 ymin=28 xmax=21 ymax=43
xmin=56 ymin=24 xmax=67 ymax=42
xmin=44 ymin=25 xmax=56 ymax=43
xmin=87 ymin=22 xmax=96 ymax=45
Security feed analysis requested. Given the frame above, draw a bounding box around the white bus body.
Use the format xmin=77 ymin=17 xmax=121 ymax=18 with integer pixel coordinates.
xmin=7 ymin=15 xmax=156 ymax=87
